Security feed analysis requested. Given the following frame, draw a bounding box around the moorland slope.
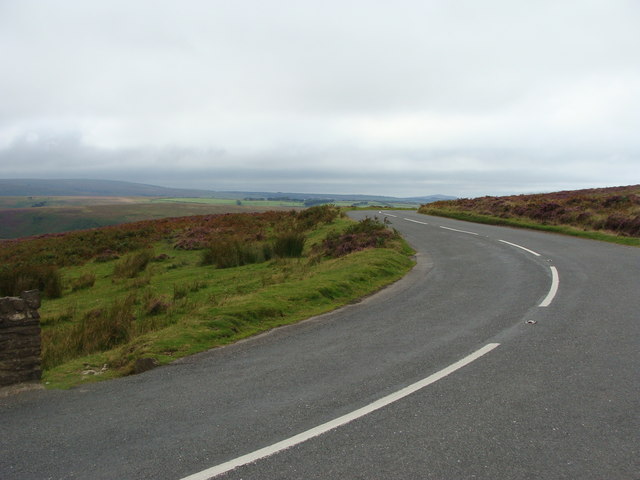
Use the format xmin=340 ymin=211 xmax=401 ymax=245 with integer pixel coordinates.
xmin=419 ymin=185 xmax=640 ymax=244
xmin=0 ymin=206 xmax=414 ymax=388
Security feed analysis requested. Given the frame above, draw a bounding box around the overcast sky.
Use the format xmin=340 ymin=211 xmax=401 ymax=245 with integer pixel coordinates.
xmin=1 ymin=0 xmax=639 ymax=197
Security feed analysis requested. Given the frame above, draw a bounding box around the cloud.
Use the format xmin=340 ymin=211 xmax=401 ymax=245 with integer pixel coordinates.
xmin=0 ymin=0 xmax=639 ymax=197
xmin=1 ymin=133 xmax=636 ymax=198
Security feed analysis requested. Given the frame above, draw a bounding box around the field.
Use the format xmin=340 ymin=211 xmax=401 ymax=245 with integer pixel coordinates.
xmin=0 ymin=195 xmax=419 ymax=240
xmin=0 ymin=196 xmax=300 ymax=239
xmin=419 ymin=185 xmax=640 ymax=245
xmin=0 ymin=206 xmax=414 ymax=388
xmin=153 ymin=197 xmax=420 ymax=209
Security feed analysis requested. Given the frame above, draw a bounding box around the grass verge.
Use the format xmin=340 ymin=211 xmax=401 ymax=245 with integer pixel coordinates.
xmin=39 ymin=213 xmax=415 ymax=389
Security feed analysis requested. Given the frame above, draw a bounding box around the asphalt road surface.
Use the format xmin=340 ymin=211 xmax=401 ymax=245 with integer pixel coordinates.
xmin=1 ymin=211 xmax=638 ymax=479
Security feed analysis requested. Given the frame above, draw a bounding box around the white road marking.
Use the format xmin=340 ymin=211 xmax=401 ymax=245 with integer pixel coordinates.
xmin=180 ymin=343 xmax=500 ymax=480
xmin=496 ymin=241 xmax=558 ymax=306
xmin=404 ymin=218 xmax=429 ymax=225
xmin=380 ymin=212 xmax=398 ymax=217
xmin=439 ymin=225 xmax=479 ymax=235
xmin=539 ymin=266 xmax=559 ymax=307
xmin=498 ymin=240 xmax=541 ymax=257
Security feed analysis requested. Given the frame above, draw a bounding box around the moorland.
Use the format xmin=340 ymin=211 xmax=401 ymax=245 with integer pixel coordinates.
xmin=0 ymin=205 xmax=414 ymax=388
xmin=419 ymin=184 xmax=640 ymax=246
xmin=0 ymin=196 xmax=296 ymax=239
xmin=0 ymin=178 xmax=449 ymax=238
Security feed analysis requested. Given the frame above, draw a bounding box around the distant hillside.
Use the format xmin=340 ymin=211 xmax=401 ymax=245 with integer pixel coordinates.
xmin=0 ymin=202 xmax=288 ymax=240
xmin=419 ymin=184 xmax=640 ymax=244
xmin=0 ymin=179 xmax=213 ymax=197
xmin=0 ymin=178 xmax=454 ymax=204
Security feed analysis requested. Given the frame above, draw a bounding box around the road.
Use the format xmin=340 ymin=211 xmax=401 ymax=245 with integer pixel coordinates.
xmin=1 ymin=211 xmax=638 ymax=479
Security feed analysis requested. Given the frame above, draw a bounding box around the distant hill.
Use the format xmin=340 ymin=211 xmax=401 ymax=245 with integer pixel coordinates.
xmin=0 ymin=178 xmax=455 ymax=203
xmin=0 ymin=178 xmax=455 ymax=238
xmin=0 ymin=178 xmax=213 ymax=197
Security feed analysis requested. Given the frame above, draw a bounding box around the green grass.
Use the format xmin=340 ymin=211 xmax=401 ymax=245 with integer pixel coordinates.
xmin=420 ymin=208 xmax=640 ymax=247
xmin=39 ymin=215 xmax=415 ymax=389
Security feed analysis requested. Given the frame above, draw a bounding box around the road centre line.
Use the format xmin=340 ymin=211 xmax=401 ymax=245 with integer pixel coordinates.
xmin=380 ymin=212 xmax=397 ymax=217
xmin=496 ymin=241 xmax=558 ymax=306
xmin=377 ymin=218 xmax=558 ymax=307
xmin=404 ymin=218 xmax=429 ymax=225
xmin=180 ymin=343 xmax=501 ymax=480
xmin=439 ymin=225 xmax=479 ymax=235
xmin=539 ymin=266 xmax=559 ymax=307
xmin=498 ymin=240 xmax=541 ymax=257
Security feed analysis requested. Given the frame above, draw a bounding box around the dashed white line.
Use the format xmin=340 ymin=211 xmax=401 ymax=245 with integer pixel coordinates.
xmin=498 ymin=240 xmax=541 ymax=257
xmin=404 ymin=218 xmax=429 ymax=225
xmin=180 ymin=343 xmax=501 ymax=480
xmin=439 ymin=225 xmax=479 ymax=235
xmin=539 ymin=266 xmax=559 ymax=307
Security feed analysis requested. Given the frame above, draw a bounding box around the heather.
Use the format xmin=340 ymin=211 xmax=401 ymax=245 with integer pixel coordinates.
xmin=419 ymin=185 xmax=640 ymax=244
xmin=0 ymin=206 xmax=414 ymax=388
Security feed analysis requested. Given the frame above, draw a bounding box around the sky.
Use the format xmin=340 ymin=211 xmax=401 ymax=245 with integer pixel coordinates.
xmin=1 ymin=0 xmax=639 ymax=198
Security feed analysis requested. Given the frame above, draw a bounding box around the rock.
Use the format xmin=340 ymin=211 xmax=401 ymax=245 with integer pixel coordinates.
xmin=0 ymin=292 xmax=41 ymax=387
xmin=21 ymin=290 xmax=41 ymax=309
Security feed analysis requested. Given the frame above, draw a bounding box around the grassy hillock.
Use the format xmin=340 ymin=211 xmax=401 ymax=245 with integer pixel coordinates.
xmin=0 ymin=206 xmax=414 ymax=388
xmin=419 ymin=185 xmax=640 ymax=246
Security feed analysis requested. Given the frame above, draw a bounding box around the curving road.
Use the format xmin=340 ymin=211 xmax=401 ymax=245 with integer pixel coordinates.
xmin=1 ymin=211 xmax=638 ymax=479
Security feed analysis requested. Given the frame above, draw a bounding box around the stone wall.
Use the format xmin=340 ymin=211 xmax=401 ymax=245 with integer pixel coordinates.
xmin=0 ymin=290 xmax=42 ymax=387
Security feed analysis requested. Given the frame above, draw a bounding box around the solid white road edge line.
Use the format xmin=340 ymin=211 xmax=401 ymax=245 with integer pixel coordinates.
xmin=539 ymin=266 xmax=559 ymax=307
xmin=404 ymin=218 xmax=429 ymax=225
xmin=180 ymin=343 xmax=501 ymax=480
xmin=439 ymin=225 xmax=479 ymax=235
xmin=498 ymin=240 xmax=541 ymax=257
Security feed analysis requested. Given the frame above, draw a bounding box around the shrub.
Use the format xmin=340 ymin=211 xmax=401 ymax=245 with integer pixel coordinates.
xmin=0 ymin=264 xmax=62 ymax=298
xmin=113 ymin=250 xmax=153 ymax=278
xmin=173 ymin=283 xmax=189 ymax=300
xmin=201 ymin=238 xmax=271 ymax=268
xmin=71 ymin=272 xmax=96 ymax=292
xmin=79 ymin=295 xmax=136 ymax=352
xmin=321 ymin=217 xmax=398 ymax=257
xmin=296 ymin=204 xmax=341 ymax=229
xmin=94 ymin=250 xmax=119 ymax=263
xmin=41 ymin=266 xmax=63 ymax=299
xmin=41 ymin=295 xmax=136 ymax=369
xmin=144 ymin=296 xmax=170 ymax=316
xmin=344 ymin=216 xmax=387 ymax=235
xmin=273 ymin=232 xmax=306 ymax=258
xmin=605 ymin=214 xmax=640 ymax=236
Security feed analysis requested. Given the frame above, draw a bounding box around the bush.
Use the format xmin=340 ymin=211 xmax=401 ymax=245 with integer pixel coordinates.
xmin=273 ymin=232 xmax=306 ymax=258
xmin=41 ymin=295 xmax=136 ymax=369
xmin=145 ymin=296 xmax=170 ymax=316
xmin=113 ymin=250 xmax=153 ymax=278
xmin=321 ymin=217 xmax=398 ymax=257
xmin=71 ymin=272 xmax=96 ymax=291
xmin=201 ymin=238 xmax=271 ymax=268
xmin=0 ymin=264 xmax=62 ymax=299
xmin=94 ymin=250 xmax=119 ymax=263
xmin=296 ymin=205 xmax=341 ymax=229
